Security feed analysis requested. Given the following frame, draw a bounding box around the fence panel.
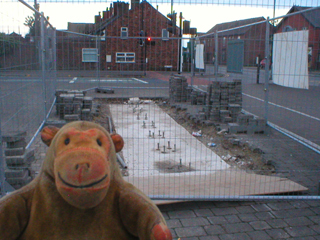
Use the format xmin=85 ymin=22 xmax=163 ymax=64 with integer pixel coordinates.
xmin=0 ymin=1 xmax=56 ymax=194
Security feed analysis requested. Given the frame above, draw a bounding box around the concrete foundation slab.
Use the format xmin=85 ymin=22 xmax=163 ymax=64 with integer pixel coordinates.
xmin=109 ymin=102 xmax=307 ymax=198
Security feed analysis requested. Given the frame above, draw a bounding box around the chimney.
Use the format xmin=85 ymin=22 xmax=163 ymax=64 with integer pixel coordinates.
xmin=102 ymin=11 xmax=107 ymax=20
xmin=114 ymin=2 xmax=129 ymax=16
xmin=131 ymin=0 xmax=139 ymax=10
xmin=95 ymin=14 xmax=101 ymax=24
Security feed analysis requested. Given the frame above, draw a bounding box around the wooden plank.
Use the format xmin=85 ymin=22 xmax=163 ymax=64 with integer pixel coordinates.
xmin=125 ymin=170 xmax=308 ymax=198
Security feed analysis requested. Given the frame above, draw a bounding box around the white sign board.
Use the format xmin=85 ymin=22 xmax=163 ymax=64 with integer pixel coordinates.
xmin=195 ymin=44 xmax=205 ymax=70
xmin=272 ymin=30 xmax=309 ymax=89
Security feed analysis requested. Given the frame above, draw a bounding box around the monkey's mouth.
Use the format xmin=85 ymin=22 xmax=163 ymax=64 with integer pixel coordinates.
xmin=58 ymin=172 xmax=108 ymax=189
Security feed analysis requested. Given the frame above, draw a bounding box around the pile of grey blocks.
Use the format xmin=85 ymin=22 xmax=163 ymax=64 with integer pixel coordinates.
xmin=55 ymin=90 xmax=94 ymax=122
xmin=228 ymin=114 xmax=267 ymax=134
xmin=190 ymin=91 xmax=207 ymax=105
xmin=2 ymin=131 xmax=34 ymax=189
xmin=169 ymin=74 xmax=189 ymax=102
xmin=206 ymin=79 xmax=242 ymax=123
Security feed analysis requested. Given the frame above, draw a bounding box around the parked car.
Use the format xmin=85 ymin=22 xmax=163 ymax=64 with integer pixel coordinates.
xmin=260 ymin=59 xmax=271 ymax=69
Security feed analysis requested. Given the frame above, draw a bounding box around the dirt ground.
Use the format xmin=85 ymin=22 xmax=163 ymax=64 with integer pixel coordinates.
xmin=93 ymin=98 xmax=275 ymax=175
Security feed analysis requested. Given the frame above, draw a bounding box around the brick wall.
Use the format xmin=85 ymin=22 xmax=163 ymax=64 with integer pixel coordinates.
xmin=103 ymin=2 xmax=179 ymax=71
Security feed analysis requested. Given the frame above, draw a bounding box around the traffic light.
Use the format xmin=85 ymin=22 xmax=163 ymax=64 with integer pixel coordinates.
xmin=167 ymin=12 xmax=177 ymax=34
xmin=146 ymin=37 xmax=155 ymax=46
xmin=139 ymin=30 xmax=144 ymax=46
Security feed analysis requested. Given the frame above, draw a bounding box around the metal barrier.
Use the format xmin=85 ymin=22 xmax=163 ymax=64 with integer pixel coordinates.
xmin=0 ymin=0 xmax=319 ymax=201
xmin=0 ymin=1 xmax=56 ymax=195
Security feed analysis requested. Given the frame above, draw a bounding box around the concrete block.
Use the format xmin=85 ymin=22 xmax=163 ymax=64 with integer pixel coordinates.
xmin=6 ymin=149 xmax=35 ymax=166
xmin=4 ymin=147 xmax=25 ymax=156
xmin=95 ymin=88 xmax=115 ymax=94
xmin=2 ymin=131 xmax=27 ymax=143
xmin=7 ymin=175 xmax=32 ymax=186
xmin=5 ymin=169 xmax=29 ymax=178
xmin=222 ymin=116 xmax=232 ymax=123
xmin=64 ymin=114 xmax=80 ymax=122
xmin=256 ymin=118 xmax=267 ymax=126
xmin=228 ymin=123 xmax=248 ymax=134
xmin=6 ymin=138 xmax=27 ymax=149
xmin=44 ymin=120 xmax=66 ymax=128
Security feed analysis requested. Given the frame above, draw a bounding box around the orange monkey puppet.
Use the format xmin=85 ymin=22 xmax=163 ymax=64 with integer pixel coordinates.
xmin=0 ymin=121 xmax=172 ymax=240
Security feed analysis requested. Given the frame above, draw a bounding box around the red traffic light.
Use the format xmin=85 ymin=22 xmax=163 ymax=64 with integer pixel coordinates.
xmin=146 ymin=37 xmax=155 ymax=46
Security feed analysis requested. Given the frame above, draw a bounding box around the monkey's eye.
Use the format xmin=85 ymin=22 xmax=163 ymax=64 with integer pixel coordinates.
xmin=64 ymin=138 xmax=70 ymax=145
xmin=97 ymin=139 xmax=102 ymax=146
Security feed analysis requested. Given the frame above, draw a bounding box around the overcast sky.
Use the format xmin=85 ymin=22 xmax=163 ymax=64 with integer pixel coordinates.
xmin=1 ymin=0 xmax=319 ymax=36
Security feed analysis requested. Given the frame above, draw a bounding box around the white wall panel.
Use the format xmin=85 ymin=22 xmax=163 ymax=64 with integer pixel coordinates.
xmin=273 ymin=30 xmax=309 ymax=89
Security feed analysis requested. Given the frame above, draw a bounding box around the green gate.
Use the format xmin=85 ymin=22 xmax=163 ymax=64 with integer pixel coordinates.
xmin=227 ymin=39 xmax=244 ymax=73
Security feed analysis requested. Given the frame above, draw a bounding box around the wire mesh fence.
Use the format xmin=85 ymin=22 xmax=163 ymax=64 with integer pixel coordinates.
xmin=0 ymin=0 xmax=319 ymax=200
xmin=0 ymin=1 xmax=56 ymax=195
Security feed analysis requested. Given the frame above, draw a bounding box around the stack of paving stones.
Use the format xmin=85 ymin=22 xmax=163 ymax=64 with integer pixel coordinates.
xmin=206 ymin=79 xmax=242 ymax=122
xmin=169 ymin=74 xmax=188 ymax=102
xmin=228 ymin=113 xmax=267 ymax=134
xmin=190 ymin=91 xmax=207 ymax=106
xmin=2 ymin=131 xmax=34 ymax=189
xmin=55 ymin=90 xmax=94 ymax=122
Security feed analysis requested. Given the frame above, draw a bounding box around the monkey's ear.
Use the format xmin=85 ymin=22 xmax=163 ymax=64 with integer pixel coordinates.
xmin=110 ymin=133 xmax=124 ymax=153
xmin=41 ymin=126 xmax=60 ymax=146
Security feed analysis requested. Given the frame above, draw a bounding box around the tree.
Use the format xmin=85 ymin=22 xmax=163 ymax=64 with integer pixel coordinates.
xmin=24 ymin=3 xmax=39 ymax=37
xmin=24 ymin=14 xmax=36 ymax=36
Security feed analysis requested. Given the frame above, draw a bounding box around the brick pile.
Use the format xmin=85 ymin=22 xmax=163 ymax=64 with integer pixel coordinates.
xmin=206 ymin=79 xmax=242 ymax=123
xmin=228 ymin=114 xmax=267 ymax=134
xmin=190 ymin=91 xmax=206 ymax=105
xmin=55 ymin=90 xmax=94 ymax=122
xmin=169 ymin=74 xmax=189 ymax=102
xmin=2 ymin=131 xmax=34 ymax=189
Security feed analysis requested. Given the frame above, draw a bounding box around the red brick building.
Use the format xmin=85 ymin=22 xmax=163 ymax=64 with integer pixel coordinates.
xmin=100 ymin=0 xmax=179 ymax=71
xmin=203 ymin=17 xmax=269 ymax=66
xmin=57 ymin=0 xmax=179 ymax=72
xmin=275 ymin=6 xmax=320 ymax=70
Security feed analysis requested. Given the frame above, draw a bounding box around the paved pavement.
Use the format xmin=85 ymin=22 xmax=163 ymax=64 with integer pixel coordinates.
xmin=160 ymin=200 xmax=320 ymax=240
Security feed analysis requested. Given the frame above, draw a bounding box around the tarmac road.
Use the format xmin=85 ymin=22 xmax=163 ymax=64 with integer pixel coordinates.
xmin=1 ymin=68 xmax=320 ymax=150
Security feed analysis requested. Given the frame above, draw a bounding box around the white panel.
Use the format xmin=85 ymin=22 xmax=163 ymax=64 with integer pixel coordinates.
xmin=272 ymin=30 xmax=309 ymax=89
xmin=195 ymin=44 xmax=205 ymax=70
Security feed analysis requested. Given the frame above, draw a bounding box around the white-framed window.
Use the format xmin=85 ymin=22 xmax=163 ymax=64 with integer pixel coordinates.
xmin=116 ymin=52 xmax=135 ymax=63
xmin=121 ymin=27 xmax=128 ymax=39
xmin=82 ymin=48 xmax=98 ymax=62
xmin=302 ymin=27 xmax=308 ymax=30
xmin=162 ymin=29 xmax=169 ymax=40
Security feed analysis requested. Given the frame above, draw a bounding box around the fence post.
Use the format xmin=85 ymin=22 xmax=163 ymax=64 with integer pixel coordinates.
xmin=53 ymin=28 xmax=57 ymax=92
xmin=40 ymin=13 xmax=47 ymax=117
xmin=0 ymin=116 xmax=5 ymax=196
xmin=264 ymin=17 xmax=270 ymax=123
xmin=96 ymin=35 xmax=101 ymax=88
xmin=190 ymin=37 xmax=194 ymax=86
xmin=214 ymin=30 xmax=219 ymax=82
